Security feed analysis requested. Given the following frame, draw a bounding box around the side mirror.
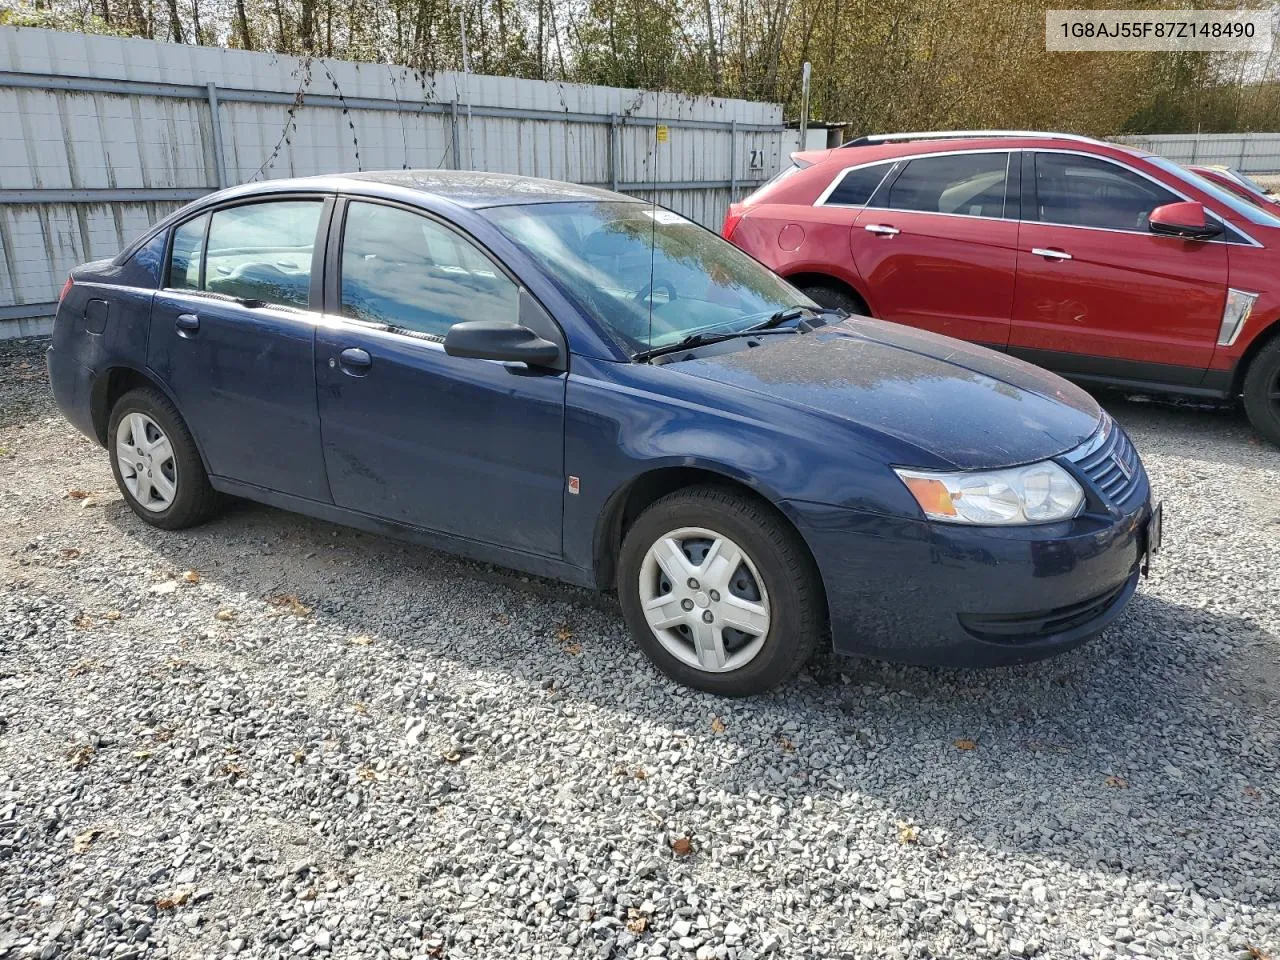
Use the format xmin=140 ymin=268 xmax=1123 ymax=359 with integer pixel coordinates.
xmin=444 ymin=320 xmax=561 ymax=367
xmin=1148 ymin=201 xmax=1222 ymax=240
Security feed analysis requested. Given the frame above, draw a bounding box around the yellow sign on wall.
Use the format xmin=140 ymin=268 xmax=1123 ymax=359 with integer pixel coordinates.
xmin=655 ymin=125 xmax=669 ymax=143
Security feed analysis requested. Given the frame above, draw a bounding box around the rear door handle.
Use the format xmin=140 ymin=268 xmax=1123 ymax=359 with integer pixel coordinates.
xmin=1031 ymin=247 xmax=1072 ymax=261
xmin=864 ymin=224 xmax=900 ymax=236
xmin=175 ymin=313 xmax=200 ymax=337
xmin=335 ymin=347 xmax=372 ymax=377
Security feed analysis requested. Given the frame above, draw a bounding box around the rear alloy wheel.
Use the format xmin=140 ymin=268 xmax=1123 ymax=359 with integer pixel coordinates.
xmin=618 ymin=486 xmax=824 ymax=695
xmin=1242 ymin=336 xmax=1280 ymax=447
xmin=108 ymin=387 xmax=220 ymax=529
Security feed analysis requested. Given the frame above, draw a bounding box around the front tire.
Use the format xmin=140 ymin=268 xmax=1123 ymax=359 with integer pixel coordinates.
xmin=1242 ymin=336 xmax=1280 ymax=447
xmin=617 ymin=486 xmax=825 ymax=696
xmin=108 ymin=386 xmax=220 ymax=529
xmin=798 ymin=282 xmax=868 ymax=317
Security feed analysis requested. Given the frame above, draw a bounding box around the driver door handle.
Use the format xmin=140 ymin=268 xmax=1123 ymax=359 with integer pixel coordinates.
xmin=1031 ymin=247 xmax=1072 ymax=261
xmin=864 ymin=224 xmax=900 ymax=236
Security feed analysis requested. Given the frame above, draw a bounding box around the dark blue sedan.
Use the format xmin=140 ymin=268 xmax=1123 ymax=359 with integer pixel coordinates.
xmin=47 ymin=171 xmax=1160 ymax=695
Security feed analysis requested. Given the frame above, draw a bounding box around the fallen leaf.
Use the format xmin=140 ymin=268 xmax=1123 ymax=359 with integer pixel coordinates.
xmin=350 ymin=702 xmax=369 ymax=716
xmin=1247 ymin=947 xmax=1271 ymax=960
xmin=710 ymin=717 xmax=726 ymax=735
xmin=440 ymin=749 xmax=463 ymax=763
xmin=356 ymin=765 xmax=386 ymax=782
xmin=221 ymin=761 xmax=246 ymax=779
xmin=633 ymin=767 xmax=648 ymax=780
xmin=670 ymin=835 xmax=694 ymax=857
xmin=60 ymin=548 xmax=81 ymax=559
xmin=1105 ymin=775 xmax=1129 ymax=789
xmin=554 ymin=624 xmax=574 ymax=643
xmin=68 ymin=659 xmax=99 ymax=677
xmin=896 ymin=821 xmax=920 ymax=845
xmin=626 ymin=913 xmax=648 ymax=935
xmin=562 ymin=642 xmax=582 ymax=656
xmin=182 ymin=569 xmax=201 ymax=584
xmin=266 ymin=593 xmax=312 ymax=617
xmin=67 ymin=744 xmax=95 ymax=769
xmin=155 ymin=890 xmax=191 ymax=910
xmin=65 ymin=489 xmax=91 ymax=500
xmin=1244 ymin=785 xmax=1263 ymax=799
xmin=214 ymin=609 xmax=235 ymax=622
xmin=132 ymin=750 xmax=153 ymax=760
xmin=779 ymin=736 xmax=795 ymax=752
xmin=153 ymin=728 xmax=175 ymax=743
xmin=292 ymin=749 xmax=307 ymax=764
xmin=104 ymin=610 xmax=122 ymax=621
xmin=349 ymin=634 xmax=374 ymax=646
xmin=73 ymin=827 xmax=103 ymax=853
xmin=953 ymin=738 xmax=978 ymax=751
xmin=73 ymin=615 xmax=94 ymax=630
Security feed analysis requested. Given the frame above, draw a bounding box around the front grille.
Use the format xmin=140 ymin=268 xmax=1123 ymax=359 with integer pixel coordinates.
xmin=959 ymin=580 xmax=1131 ymax=643
xmin=1064 ymin=416 xmax=1144 ymax=507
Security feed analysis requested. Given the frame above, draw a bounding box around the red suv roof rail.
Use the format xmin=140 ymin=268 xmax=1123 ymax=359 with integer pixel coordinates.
xmin=841 ymin=130 xmax=1107 ymax=148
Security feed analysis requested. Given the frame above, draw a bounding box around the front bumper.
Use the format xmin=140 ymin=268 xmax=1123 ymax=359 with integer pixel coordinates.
xmin=784 ymin=484 xmax=1152 ymax=667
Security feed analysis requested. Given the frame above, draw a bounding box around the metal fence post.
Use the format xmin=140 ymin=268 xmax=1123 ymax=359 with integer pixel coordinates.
xmin=450 ymin=99 xmax=461 ymax=169
xmin=609 ymin=114 xmax=620 ymax=191
xmin=729 ymin=119 xmax=738 ymax=203
xmin=206 ymin=81 xmax=227 ymax=188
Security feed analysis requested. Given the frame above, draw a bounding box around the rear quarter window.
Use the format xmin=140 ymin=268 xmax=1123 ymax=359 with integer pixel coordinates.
xmin=823 ymin=163 xmax=894 ymax=206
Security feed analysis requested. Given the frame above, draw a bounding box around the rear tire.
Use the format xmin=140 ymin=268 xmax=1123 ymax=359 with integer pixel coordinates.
xmin=108 ymin=387 xmax=220 ymax=529
xmin=1242 ymin=336 xmax=1280 ymax=447
xmin=798 ymin=282 xmax=868 ymax=317
xmin=617 ymin=485 xmax=824 ymax=696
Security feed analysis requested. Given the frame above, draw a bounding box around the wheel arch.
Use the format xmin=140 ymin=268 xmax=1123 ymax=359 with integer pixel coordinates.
xmin=1230 ymin=315 xmax=1280 ymax=395
xmin=783 ymin=271 xmax=872 ymax=316
xmin=591 ymin=464 xmax=826 ymax=604
xmin=91 ymin=366 xmax=213 ymax=473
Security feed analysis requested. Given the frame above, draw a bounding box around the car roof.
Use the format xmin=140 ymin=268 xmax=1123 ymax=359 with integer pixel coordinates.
xmin=210 ymin=170 xmax=640 ymax=209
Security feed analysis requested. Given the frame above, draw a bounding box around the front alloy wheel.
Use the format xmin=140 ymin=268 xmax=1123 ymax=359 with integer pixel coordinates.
xmin=618 ymin=486 xmax=824 ymax=695
xmin=639 ymin=528 xmax=770 ymax=673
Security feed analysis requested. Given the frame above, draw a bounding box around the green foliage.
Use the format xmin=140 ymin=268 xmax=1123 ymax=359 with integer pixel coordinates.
xmin=4 ymin=0 xmax=1278 ymax=134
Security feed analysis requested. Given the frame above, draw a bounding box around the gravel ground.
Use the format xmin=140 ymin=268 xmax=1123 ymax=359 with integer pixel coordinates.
xmin=1 ymin=335 xmax=1277 ymax=960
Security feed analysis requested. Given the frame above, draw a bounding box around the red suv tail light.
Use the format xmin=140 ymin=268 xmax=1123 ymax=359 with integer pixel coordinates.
xmin=722 ymin=203 xmax=746 ymax=240
xmin=58 ymin=276 xmax=74 ymax=303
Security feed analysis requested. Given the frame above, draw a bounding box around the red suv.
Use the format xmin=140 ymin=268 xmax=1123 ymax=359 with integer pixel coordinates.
xmin=724 ymin=131 xmax=1280 ymax=444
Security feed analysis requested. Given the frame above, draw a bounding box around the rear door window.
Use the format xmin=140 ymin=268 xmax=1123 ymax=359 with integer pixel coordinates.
xmin=887 ymin=152 xmax=1010 ymax=218
xmin=203 ymin=201 xmax=323 ymax=308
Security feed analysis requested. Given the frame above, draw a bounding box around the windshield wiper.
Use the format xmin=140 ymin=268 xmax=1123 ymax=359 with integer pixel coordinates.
xmin=745 ymin=304 xmax=846 ymax=333
xmin=632 ymin=327 xmax=798 ymax=364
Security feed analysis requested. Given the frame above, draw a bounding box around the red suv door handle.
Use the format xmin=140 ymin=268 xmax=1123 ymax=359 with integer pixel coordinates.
xmin=864 ymin=224 xmax=900 ymax=237
xmin=1031 ymin=247 xmax=1073 ymax=261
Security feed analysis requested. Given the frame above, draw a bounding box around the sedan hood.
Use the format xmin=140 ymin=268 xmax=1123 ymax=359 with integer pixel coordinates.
xmin=670 ymin=319 xmax=1102 ymax=469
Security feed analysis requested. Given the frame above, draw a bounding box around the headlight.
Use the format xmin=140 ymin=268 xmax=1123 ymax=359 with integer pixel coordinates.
xmin=895 ymin=461 xmax=1084 ymax=525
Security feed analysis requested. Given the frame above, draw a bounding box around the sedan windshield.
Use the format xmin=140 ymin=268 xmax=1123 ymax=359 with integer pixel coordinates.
xmin=481 ymin=201 xmax=812 ymax=355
